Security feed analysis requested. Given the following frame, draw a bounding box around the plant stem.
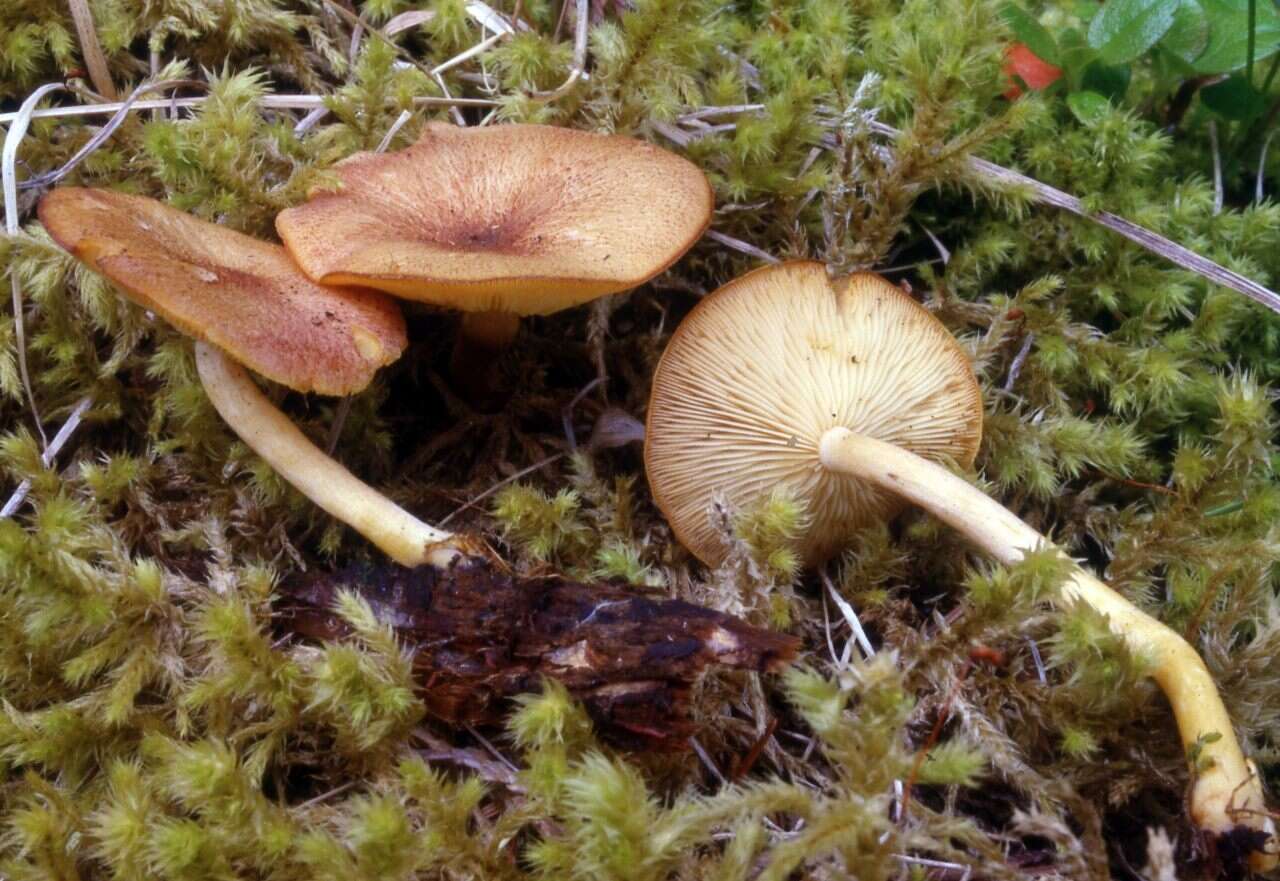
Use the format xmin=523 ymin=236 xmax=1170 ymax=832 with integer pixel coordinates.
xmin=195 ymin=342 xmax=462 ymax=568
xmin=864 ymin=121 xmax=1280 ymax=315
xmin=817 ymin=427 xmax=1275 ymax=867
xmin=1263 ymin=52 xmax=1280 ymax=95
xmin=1248 ymin=0 xmax=1257 ymax=85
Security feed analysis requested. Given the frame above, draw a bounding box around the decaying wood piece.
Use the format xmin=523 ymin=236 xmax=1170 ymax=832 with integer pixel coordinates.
xmin=276 ymin=557 xmax=799 ymax=746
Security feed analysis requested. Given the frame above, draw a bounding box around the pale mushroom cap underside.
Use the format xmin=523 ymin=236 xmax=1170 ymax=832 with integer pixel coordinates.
xmin=275 ymin=122 xmax=714 ymax=315
xmin=39 ymin=188 xmax=407 ymax=396
xmin=645 ymin=261 xmax=983 ymax=567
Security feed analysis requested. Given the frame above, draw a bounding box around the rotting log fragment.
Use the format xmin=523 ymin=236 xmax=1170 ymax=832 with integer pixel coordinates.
xmin=276 ymin=557 xmax=798 ymax=747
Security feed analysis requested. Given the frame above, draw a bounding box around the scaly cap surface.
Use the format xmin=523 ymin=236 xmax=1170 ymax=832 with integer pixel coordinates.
xmin=645 ymin=261 xmax=983 ymax=567
xmin=39 ymin=188 xmax=407 ymax=396
xmin=275 ymin=122 xmax=714 ymax=314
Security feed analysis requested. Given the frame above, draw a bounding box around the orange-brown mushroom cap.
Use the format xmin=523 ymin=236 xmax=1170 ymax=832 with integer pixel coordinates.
xmin=645 ymin=262 xmax=983 ymax=567
xmin=39 ymin=188 xmax=407 ymax=396
xmin=275 ymin=122 xmax=714 ymax=315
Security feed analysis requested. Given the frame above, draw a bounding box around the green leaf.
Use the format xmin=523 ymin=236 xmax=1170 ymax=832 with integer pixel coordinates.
xmin=1159 ymin=0 xmax=1211 ymax=64
xmin=1056 ymin=26 xmax=1099 ymax=78
xmin=1081 ymin=59 xmax=1133 ymax=98
xmin=1067 ymin=90 xmax=1113 ymax=125
xmin=1201 ymin=74 xmax=1269 ymax=120
xmin=1002 ymin=3 xmax=1061 ymax=64
xmin=1087 ymin=0 xmax=1180 ymax=64
xmin=1193 ymin=0 xmax=1280 ymax=72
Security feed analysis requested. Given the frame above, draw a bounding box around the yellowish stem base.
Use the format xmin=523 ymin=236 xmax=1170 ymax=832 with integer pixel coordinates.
xmin=195 ymin=342 xmax=461 ymax=569
xmin=819 ymin=427 xmax=1276 ymax=870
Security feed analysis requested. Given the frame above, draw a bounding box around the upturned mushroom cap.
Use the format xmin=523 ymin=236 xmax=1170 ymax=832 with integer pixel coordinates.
xmin=275 ymin=122 xmax=714 ymax=315
xmin=39 ymin=188 xmax=407 ymax=396
xmin=645 ymin=261 xmax=983 ymax=567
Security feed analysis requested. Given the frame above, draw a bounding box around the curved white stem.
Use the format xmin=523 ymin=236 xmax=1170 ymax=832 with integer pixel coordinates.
xmin=195 ymin=342 xmax=461 ymax=569
xmin=820 ymin=427 xmax=1275 ymax=866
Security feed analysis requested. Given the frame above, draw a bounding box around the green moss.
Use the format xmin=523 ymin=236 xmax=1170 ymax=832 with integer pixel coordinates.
xmin=2 ymin=0 xmax=1280 ymax=876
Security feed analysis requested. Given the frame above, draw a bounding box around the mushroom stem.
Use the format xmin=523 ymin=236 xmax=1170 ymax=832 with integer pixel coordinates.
xmin=819 ymin=426 xmax=1275 ymax=863
xmin=195 ymin=342 xmax=462 ymax=569
xmin=459 ymin=311 xmax=521 ymax=351
xmin=450 ymin=311 xmax=521 ymax=406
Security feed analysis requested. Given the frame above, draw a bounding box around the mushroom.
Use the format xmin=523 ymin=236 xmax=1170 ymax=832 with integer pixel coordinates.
xmin=38 ymin=188 xmax=407 ymax=396
xmin=644 ymin=261 xmax=1275 ymax=867
xmin=38 ymin=188 xmax=802 ymax=744
xmin=38 ymin=187 xmax=461 ymax=566
xmin=275 ymin=122 xmax=714 ymax=397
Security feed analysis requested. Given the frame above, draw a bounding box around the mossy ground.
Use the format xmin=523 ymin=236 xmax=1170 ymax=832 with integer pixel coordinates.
xmin=2 ymin=0 xmax=1280 ymax=878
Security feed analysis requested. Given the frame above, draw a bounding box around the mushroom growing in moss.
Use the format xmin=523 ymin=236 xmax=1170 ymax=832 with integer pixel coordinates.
xmin=275 ymin=122 xmax=714 ymax=397
xmin=38 ymin=187 xmax=462 ymax=567
xmin=38 ymin=187 xmax=799 ymax=744
xmin=38 ymin=188 xmax=407 ymax=396
xmin=644 ymin=261 xmax=1275 ymax=868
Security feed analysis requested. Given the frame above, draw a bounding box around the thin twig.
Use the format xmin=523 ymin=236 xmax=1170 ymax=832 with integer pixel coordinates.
xmin=438 ymin=453 xmax=564 ymax=526
xmin=375 ymin=108 xmax=414 ymax=152
xmin=324 ymin=397 xmax=353 ymax=455
xmin=1209 ymin=120 xmax=1223 ymax=215
xmin=384 ymin=9 xmax=436 ymax=36
xmin=0 ymin=92 xmax=498 ymax=125
xmin=822 ymin=569 xmax=875 ymax=658
xmin=562 ymin=376 xmax=604 ymax=451
xmin=688 ymin=122 xmax=737 ymax=137
xmin=689 ymin=736 xmax=728 ymax=787
xmin=1002 ymin=332 xmax=1034 ymax=393
xmin=433 ymin=73 xmax=468 ymax=126
xmin=893 ymin=855 xmax=972 ymax=880
xmin=465 ymin=0 xmax=523 ymax=35
xmin=528 ymin=0 xmax=588 ymax=101
xmin=464 ymin=723 xmax=520 ymax=773
xmin=431 ymin=31 xmax=505 ymax=76
xmin=677 ymin=104 xmax=764 ymax=122
xmin=295 ymin=780 xmax=358 ymax=810
xmin=1026 ymin=637 xmax=1047 ymax=684
xmin=319 ymin=0 xmax=439 ymax=81
xmin=861 ymin=118 xmax=1280 ymax=315
xmin=878 ymin=256 xmax=946 ymax=274
xmin=919 ymin=222 xmax=951 ymax=265
xmin=650 ymin=120 xmax=692 ymax=148
xmin=4 ymin=82 xmax=66 ymax=448
xmin=0 ymin=396 xmax=93 ymax=518
xmin=67 ymin=0 xmax=117 ymax=99
xmin=1259 ymin=130 xmax=1275 ymax=204
xmin=705 ymin=230 xmax=780 ymax=265
xmin=7 ymin=80 xmax=193 ymax=466
xmin=414 ymin=727 xmax=522 ymax=788
xmin=1248 ymin=0 xmax=1258 ymax=84
xmin=19 ymin=79 xmax=204 ymax=191
xmin=821 ymin=579 xmax=852 ymax=669
xmin=900 ymin=658 xmax=975 ymax=823
xmin=293 ymin=106 xmax=330 ymax=135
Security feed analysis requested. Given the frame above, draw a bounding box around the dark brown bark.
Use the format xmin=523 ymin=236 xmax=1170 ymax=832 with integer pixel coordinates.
xmin=275 ymin=556 xmax=798 ymax=747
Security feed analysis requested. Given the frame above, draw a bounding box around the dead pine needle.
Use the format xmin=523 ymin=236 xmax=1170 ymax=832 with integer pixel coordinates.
xmin=4 ymin=82 xmax=66 ymax=448
xmin=865 ymin=121 xmax=1280 ymax=315
xmin=900 ymin=657 xmax=974 ymax=824
xmin=67 ymin=0 xmax=117 ymax=99
xmin=0 ymin=396 xmax=93 ymax=518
